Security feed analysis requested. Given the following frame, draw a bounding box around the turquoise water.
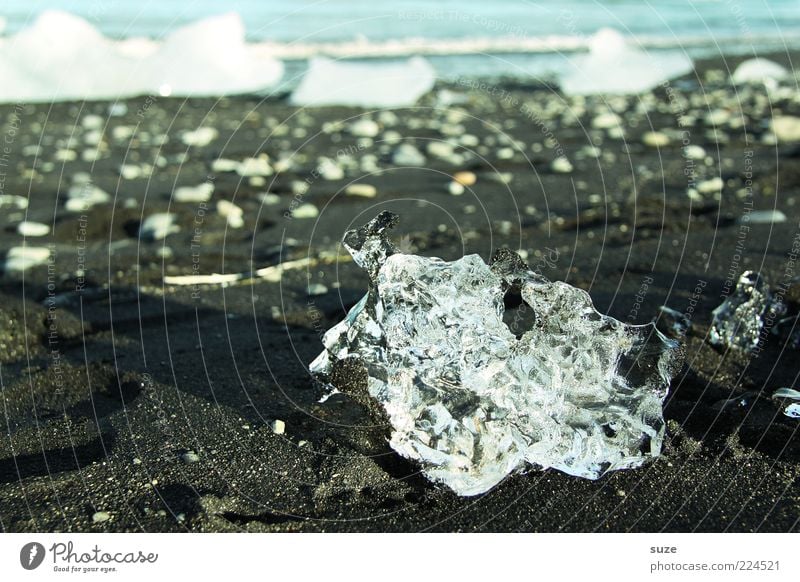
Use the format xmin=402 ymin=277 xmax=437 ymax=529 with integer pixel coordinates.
xmin=2 ymin=0 xmax=799 ymax=46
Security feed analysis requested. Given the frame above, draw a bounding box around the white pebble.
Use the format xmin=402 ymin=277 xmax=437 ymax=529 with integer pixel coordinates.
xmin=697 ymin=177 xmax=724 ymax=194
xmin=181 ymin=127 xmax=218 ymax=147
xmin=345 ymin=184 xmax=377 ymax=198
xmin=92 ymin=511 xmax=111 ymax=524
xmin=292 ymin=203 xmax=319 ymax=219
xmin=683 ymin=145 xmax=706 ymax=160
xmin=270 ymin=419 xmax=286 ymax=435
xmin=174 ymin=182 xmax=214 ymax=203
xmin=448 ymin=181 xmax=465 ymax=196
xmin=211 ymin=158 xmax=240 ymax=173
xmin=307 ymin=283 xmax=328 ymax=296
xmin=237 ymin=157 xmax=273 ymax=177
xmin=642 ymin=131 xmax=670 ymax=147
xmin=139 ymin=213 xmax=179 ymax=240
xmin=217 ymin=200 xmax=244 ymax=229
xmin=551 ymin=156 xmax=574 ymax=173
xmin=17 ymin=221 xmax=50 ymax=237
xmin=348 ymin=119 xmax=380 ymax=138
xmin=4 ymin=246 xmax=51 ymax=272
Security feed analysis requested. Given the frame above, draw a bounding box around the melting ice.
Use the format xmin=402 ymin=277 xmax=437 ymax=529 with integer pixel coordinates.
xmin=0 ymin=11 xmax=283 ymax=102
xmin=560 ymin=28 xmax=692 ymax=95
xmin=310 ymin=212 xmax=681 ymax=496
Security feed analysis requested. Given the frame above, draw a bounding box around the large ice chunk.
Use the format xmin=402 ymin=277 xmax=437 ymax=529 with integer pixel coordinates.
xmin=310 ymin=212 xmax=681 ymax=495
xmin=560 ymin=28 xmax=693 ymax=95
xmin=0 ymin=11 xmax=284 ymax=102
xmin=290 ymin=57 xmax=435 ymax=107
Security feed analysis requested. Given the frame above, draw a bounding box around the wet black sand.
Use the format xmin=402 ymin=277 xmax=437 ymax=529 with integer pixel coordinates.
xmin=1 ymin=52 xmax=799 ymax=532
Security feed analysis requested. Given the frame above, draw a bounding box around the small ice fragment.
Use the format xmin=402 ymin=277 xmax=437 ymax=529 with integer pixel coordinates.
xmin=17 ymin=221 xmax=50 ymax=237
xmin=310 ymin=212 xmax=681 ymax=495
xmin=784 ymin=403 xmax=800 ymax=419
xmin=773 ymin=387 xmax=800 ymax=400
xmin=709 ymin=271 xmax=784 ymax=351
xmin=4 ymin=246 xmax=51 ymax=272
xmin=739 ymin=210 xmax=787 ymax=225
xmin=732 ymin=58 xmax=788 ymax=87
xmin=139 ymin=213 xmax=179 ymax=241
xmin=655 ymin=306 xmax=691 ymax=338
xmin=291 ymin=57 xmax=435 ymax=108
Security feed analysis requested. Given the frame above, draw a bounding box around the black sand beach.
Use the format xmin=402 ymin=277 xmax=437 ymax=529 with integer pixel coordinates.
xmin=1 ymin=51 xmax=799 ymax=532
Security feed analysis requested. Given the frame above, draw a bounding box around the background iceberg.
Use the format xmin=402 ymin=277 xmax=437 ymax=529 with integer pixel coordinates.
xmin=290 ymin=56 xmax=436 ymax=107
xmin=560 ymin=28 xmax=693 ymax=95
xmin=0 ymin=11 xmax=284 ymax=102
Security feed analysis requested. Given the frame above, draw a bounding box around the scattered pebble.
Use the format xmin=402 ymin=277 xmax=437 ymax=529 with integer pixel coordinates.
xmin=348 ymin=118 xmax=380 ymax=138
xmin=551 ymin=156 xmax=573 ymax=173
xmin=292 ymin=203 xmax=319 ymax=219
xmin=211 ymin=158 xmax=240 ymax=173
xmin=448 ymin=181 xmax=465 ymax=196
xmin=392 ymin=144 xmax=426 ymax=166
xmin=174 ymin=182 xmax=214 ymax=203
xmin=270 ymin=419 xmax=286 ymax=435
xmin=92 ymin=511 xmax=111 ymax=524
xmin=66 ymin=183 xmax=110 ymax=212
xmin=181 ymin=451 xmax=200 ymax=464
xmin=139 ymin=213 xmax=179 ymax=241
xmin=496 ymin=147 xmax=514 ymax=160
xmin=642 ymin=131 xmax=670 ymax=147
xmin=592 ymin=112 xmax=621 ymax=129
xmin=345 ymin=183 xmax=377 ymax=198
xmin=452 ymin=171 xmax=477 ymax=186
xmin=0 ymin=195 xmax=28 ymax=209
xmin=217 ymin=200 xmax=244 ymax=228
xmin=4 ymin=246 xmax=51 ymax=272
xmin=683 ymin=145 xmax=706 ymax=160
xmin=237 ymin=157 xmax=273 ymax=177
xmin=307 ymin=283 xmax=328 ymax=296
xmin=259 ymin=193 xmax=281 ymax=205
xmin=17 ymin=221 xmax=50 ymax=237
xmin=318 ymin=158 xmax=344 ymax=180
xmin=120 ymin=164 xmax=144 ymax=180
xmin=696 ymin=177 xmax=724 ymax=194
xmin=181 ymin=127 xmax=218 ymax=147
xmin=771 ymin=116 xmax=800 ymax=142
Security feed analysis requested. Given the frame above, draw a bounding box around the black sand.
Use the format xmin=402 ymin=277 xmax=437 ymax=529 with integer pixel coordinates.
xmin=1 ymin=52 xmax=799 ymax=532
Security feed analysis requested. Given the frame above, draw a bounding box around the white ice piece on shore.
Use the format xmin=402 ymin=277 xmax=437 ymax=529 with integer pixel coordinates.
xmin=560 ymin=29 xmax=692 ymax=95
xmin=310 ymin=212 xmax=681 ymax=496
xmin=0 ymin=11 xmax=284 ymax=102
xmin=732 ymin=58 xmax=788 ymax=88
xmin=290 ymin=57 xmax=436 ymax=107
